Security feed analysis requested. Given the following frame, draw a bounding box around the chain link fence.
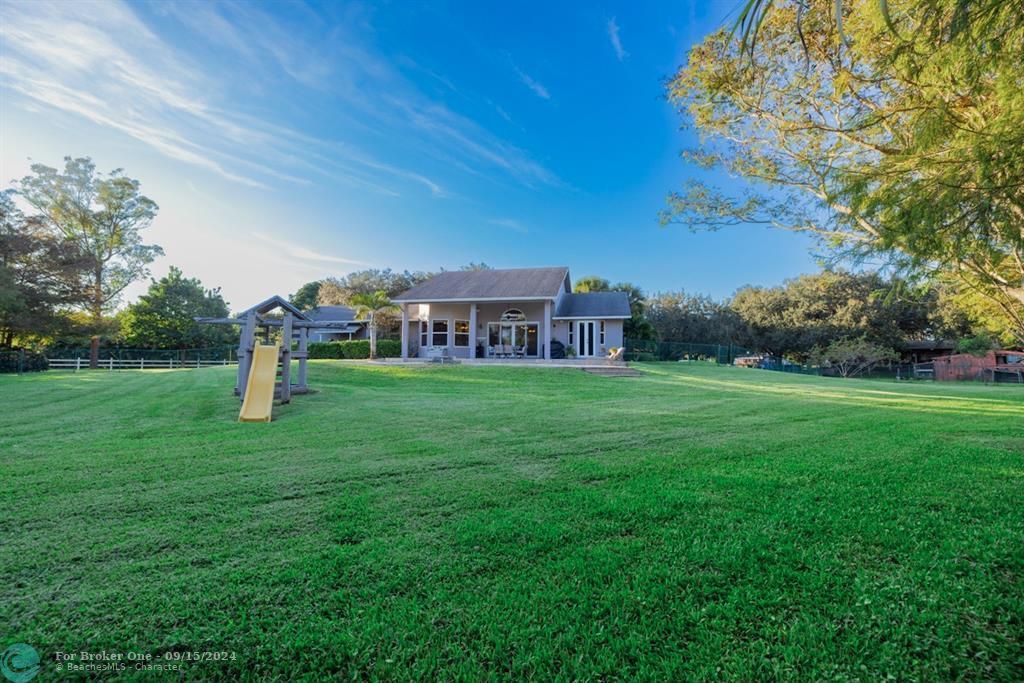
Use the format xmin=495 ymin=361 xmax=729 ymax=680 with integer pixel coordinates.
xmin=624 ymin=339 xmax=753 ymax=365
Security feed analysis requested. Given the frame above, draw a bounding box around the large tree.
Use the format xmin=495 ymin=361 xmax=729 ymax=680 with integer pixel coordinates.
xmin=289 ymin=280 xmax=322 ymax=311
xmin=319 ymin=269 xmax=432 ymax=337
xmin=16 ymin=157 xmax=162 ymax=364
xmin=730 ymin=271 xmax=962 ymax=360
xmin=646 ymin=290 xmax=744 ymax=344
xmin=0 ymin=191 xmax=88 ymax=347
xmin=664 ymin=0 xmax=1024 ymax=342
xmin=319 ymin=268 xmax=432 ymax=305
xmin=120 ymin=267 xmax=233 ymax=349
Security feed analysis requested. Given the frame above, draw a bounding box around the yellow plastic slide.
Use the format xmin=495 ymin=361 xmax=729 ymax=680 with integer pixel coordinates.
xmin=238 ymin=343 xmax=280 ymax=423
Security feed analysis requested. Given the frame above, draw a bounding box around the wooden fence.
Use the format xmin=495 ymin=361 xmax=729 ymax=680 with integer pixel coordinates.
xmin=47 ymin=357 xmax=237 ymax=371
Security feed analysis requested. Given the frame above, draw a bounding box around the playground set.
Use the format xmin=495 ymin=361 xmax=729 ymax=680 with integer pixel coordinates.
xmin=197 ymin=295 xmax=355 ymax=422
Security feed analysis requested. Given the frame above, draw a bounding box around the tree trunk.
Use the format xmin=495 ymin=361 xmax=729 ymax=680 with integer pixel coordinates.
xmin=89 ymin=336 xmax=100 ymax=369
xmin=369 ymin=314 xmax=377 ymax=360
xmin=90 ymin=267 xmax=103 ymax=369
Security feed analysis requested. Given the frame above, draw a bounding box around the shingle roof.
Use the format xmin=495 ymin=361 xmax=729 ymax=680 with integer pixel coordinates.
xmin=554 ymin=292 xmax=631 ymax=319
xmin=394 ymin=267 xmax=569 ymax=301
xmin=305 ymin=305 xmax=357 ymax=322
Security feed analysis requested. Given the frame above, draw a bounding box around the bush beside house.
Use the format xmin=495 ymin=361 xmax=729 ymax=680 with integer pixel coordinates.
xmin=307 ymin=339 xmax=401 ymax=359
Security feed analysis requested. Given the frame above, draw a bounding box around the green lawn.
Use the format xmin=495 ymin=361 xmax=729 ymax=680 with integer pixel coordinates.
xmin=2 ymin=363 xmax=1022 ymax=680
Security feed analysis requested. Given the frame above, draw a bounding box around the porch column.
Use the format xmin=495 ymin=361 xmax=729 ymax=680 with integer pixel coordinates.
xmin=544 ymin=300 xmax=552 ymax=360
xmin=400 ymin=304 xmax=409 ymax=360
xmin=469 ymin=304 xmax=477 ymax=359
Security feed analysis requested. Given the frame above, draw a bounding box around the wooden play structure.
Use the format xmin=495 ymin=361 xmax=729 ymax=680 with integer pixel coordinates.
xmin=197 ymin=295 xmax=355 ymax=421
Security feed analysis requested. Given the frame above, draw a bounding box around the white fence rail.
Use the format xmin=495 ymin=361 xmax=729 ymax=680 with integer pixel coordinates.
xmin=48 ymin=358 xmax=237 ymax=371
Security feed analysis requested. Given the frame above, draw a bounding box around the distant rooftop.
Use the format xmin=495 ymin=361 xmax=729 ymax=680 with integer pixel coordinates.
xmin=305 ymin=305 xmax=358 ymax=322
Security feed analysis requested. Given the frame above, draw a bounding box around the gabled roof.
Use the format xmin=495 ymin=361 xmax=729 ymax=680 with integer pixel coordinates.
xmin=241 ymin=295 xmax=310 ymax=321
xmin=305 ymin=305 xmax=358 ymax=322
xmin=394 ymin=267 xmax=569 ymax=302
xmin=553 ymin=292 xmax=631 ymax=319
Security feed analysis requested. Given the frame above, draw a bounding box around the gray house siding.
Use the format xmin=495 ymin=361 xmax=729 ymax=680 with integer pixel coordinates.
xmin=553 ymin=319 xmax=624 ymax=355
xmin=408 ymin=301 xmax=550 ymax=359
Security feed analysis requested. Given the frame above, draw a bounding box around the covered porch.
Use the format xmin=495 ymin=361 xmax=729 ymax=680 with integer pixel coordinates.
xmin=399 ymin=301 xmax=554 ymax=361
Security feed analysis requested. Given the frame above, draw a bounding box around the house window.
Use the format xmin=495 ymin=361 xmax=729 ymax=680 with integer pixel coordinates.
xmin=568 ymin=321 xmax=574 ymax=346
xmin=419 ymin=321 xmax=428 ymax=347
xmin=600 ymin=321 xmax=606 ymax=345
xmin=454 ymin=320 xmax=470 ymax=347
xmin=431 ymin=319 xmax=449 ymax=346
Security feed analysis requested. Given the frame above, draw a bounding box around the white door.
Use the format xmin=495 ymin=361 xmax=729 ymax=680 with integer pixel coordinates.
xmin=576 ymin=321 xmax=596 ymax=357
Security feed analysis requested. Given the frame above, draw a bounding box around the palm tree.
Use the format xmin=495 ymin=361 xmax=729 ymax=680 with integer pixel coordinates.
xmin=350 ymin=290 xmax=400 ymax=360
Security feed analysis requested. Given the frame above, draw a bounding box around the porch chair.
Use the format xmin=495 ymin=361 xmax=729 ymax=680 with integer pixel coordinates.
xmin=514 ymin=345 xmax=527 ymax=358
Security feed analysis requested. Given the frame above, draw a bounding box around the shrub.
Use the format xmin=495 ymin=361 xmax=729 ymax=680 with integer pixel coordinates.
xmin=307 ymin=342 xmax=343 ymax=359
xmin=339 ymin=340 xmax=371 ymax=359
xmin=0 ymin=350 xmax=49 ymax=373
xmin=375 ymin=339 xmax=401 ymax=358
xmin=956 ymin=333 xmax=996 ymax=357
xmin=305 ymin=339 xmax=402 ymax=360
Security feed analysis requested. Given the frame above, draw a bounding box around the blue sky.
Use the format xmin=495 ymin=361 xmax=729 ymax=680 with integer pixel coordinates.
xmin=0 ymin=0 xmax=819 ymax=310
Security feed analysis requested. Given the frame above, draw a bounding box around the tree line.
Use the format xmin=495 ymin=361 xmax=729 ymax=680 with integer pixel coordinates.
xmin=664 ymin=0 xmax=1024 ymax=346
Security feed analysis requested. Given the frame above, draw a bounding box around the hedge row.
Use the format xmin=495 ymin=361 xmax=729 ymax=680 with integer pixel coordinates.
xmin=0 ymin=350 xmax=49 ymax=373
xmin=307 ymin=339 xmax=401 ymax=359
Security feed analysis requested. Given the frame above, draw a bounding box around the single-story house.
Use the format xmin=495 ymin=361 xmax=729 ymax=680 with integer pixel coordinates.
xmin=303 ymin=305 xmax=367 ymax=342
xmin=393 ymin=266 xmax=631 ymax=360
xmin=899 ymin=339 xmax=957 ymax=364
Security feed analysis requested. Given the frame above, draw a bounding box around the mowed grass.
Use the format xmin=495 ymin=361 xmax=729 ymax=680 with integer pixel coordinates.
xmin=2 ymin=362 xmax=1022 ymax=681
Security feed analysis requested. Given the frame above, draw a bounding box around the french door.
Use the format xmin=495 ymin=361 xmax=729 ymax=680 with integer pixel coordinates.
xmin=487 ymin=323 xmax=539 ymax=356
xmin=575 ymin=321 xmax=597 ymax=357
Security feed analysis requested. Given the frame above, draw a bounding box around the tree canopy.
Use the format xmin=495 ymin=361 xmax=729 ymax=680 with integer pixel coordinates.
xmin=664 ymin=0 xmax=1024 ymax=343
xmin=319 ymin=268 xmax=432 ymax=305
xmin=16 ymin=157 xmax=162 ymax=323
xmin=120 ymin=267 xmax=233 ymax=349
xmin=0 ymin=190 xmax=89 ymax=347
xmin=289 ymin=280 xmax=322 ymax=311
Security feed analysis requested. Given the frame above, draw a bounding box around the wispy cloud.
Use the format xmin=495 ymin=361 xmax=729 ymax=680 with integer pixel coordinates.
xmin=607 ymin=18 xmax=628 ymax=61
xmin=251 ymin=233 xmax=372 ymax=267
xmin=514 ymin=67 xmax=551 ymax=100
xmin=0 ymin=0 xmax=557 ymax=196
xmin=487 ymin=218 xmax=528 ymax=234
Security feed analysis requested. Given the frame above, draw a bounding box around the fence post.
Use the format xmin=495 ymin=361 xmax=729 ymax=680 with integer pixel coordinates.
xmin=140 ymin=357 xmax=145 ymax=370
xmin=75 ymin=357 xmax=81 ymax=372
xmin=109 ymin=357 xmax=114 ymax=371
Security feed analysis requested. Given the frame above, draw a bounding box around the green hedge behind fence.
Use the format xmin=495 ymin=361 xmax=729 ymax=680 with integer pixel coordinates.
xmin=0 ymin=350 xmax=49 ymax=374
xmin=307 ymin=339 xmax=401 ymax=359
xmin=624 ymin=339 xmax=752 ymax=365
